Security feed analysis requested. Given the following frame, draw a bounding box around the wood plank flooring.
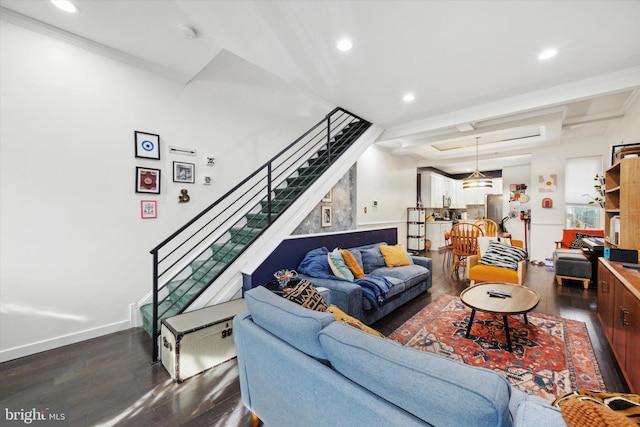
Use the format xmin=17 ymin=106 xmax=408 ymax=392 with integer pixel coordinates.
xmin=0 ymin=250 xmax=628 ymax=426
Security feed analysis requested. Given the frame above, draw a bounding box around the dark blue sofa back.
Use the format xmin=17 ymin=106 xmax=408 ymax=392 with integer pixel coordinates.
xmin=242 ymin=228 xmax=398 ymax=292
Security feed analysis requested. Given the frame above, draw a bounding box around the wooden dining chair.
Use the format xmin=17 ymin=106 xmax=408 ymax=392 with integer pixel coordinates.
xmin=474 ymin=218 xmax=499 ymax=237
xmin=450 ymin=223 xmax=484 ymax=275
xmin=442 ymin=230 xmax=454 ymax=270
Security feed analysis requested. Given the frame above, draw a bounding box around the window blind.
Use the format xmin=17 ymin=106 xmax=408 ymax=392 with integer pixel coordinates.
xmin=564 ymin=155 xmax=602 ymax=204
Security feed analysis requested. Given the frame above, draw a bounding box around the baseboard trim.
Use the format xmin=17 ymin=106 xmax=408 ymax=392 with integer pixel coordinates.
xmin=0 ymin=320 xmax=131 ymax=363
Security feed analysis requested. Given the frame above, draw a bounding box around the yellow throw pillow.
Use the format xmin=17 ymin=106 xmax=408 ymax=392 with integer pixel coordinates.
xmin=379 ymin=244 xmax=412 ymax=267
xmin=341 ymin=249 xmax=365 ymax=279
xmin=327 ymin=305 xmax=385 ymax=338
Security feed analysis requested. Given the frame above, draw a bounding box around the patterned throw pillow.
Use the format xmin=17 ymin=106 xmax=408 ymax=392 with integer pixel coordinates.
xmin=283 ymin=280 xmax=328 ymax=312
xmin=552 ymin=390 xmax=640 ymax=427
xmin=341 ymin=249 xmax=365 ymax=279
xmin=327 ymin=305 xmax=385 ymax=338
xmin=479 ymin=241 xmax=527 ymax=270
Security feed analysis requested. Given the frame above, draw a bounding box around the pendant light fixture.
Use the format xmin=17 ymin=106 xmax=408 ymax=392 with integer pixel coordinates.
xmin=463 ymin=137 xmax=493 ymax=189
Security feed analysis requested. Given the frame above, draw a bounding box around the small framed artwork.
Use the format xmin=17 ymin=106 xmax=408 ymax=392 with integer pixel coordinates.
xmin=321 ymin=206 xmax=332 ymax=227
xmin=173 ymin=161 xmax=195 ymax=183
xmin=141 ymin=200 xmax=157 ymax=219
xmin=322 ymin=190 xmax=332 ymax=203
xmin=136 ymin=167 xmax=161 ymax=194
xmin=134 ymin=131 xmax=160 ymax=160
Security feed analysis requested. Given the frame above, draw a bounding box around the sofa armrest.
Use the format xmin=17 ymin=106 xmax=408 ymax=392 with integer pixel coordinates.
xmin=467 ymin=255 xmax=479 ymax=269
xmin=411 ymin=256 xmax=432 ymax=271
xmin=517 ymin=259 xmax=526 ymax=285
xmin=513 ymin=401 xmax=566 ymax=427
xmin=298 ymin=274 xmax=363 ymax=319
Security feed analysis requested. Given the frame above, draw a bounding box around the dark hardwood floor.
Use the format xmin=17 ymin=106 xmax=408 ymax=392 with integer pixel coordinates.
xmin=0 ymin=250 xmax=628 ymax=426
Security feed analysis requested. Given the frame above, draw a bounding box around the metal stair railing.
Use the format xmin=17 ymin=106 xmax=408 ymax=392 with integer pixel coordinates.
xmin=147 ymin=107 xmax=371 ymax=361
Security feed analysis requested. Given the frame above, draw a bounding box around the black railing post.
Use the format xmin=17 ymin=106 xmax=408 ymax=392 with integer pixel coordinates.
xmin=151 ymin=250 xmax=160 ymax=364
xmin=267 ymin=163 xmax=272 ymax=225
xmin=326 ymin=113 xmax=332 ymax=164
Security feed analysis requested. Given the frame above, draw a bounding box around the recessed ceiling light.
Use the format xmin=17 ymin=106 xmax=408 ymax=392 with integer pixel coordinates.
xmin=178 ymin=24 xmax=198 ymax=39
xmin=538 ymin=48 xmax=558 ymax=60
xmin=336 ymin=38 xmax=352 ymax=52
xmin=403 ymin=93 xmax=415 ymax=103
xmin=51 ymin=0 xmax=79 ymax=13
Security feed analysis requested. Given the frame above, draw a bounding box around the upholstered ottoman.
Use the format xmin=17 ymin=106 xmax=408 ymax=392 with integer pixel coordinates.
xmin=554 ymin=249 xmax=591 ymax=289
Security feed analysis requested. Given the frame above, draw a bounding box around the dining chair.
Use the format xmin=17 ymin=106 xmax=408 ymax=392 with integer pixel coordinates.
xmin=474 ymin=218 xmax=499 ymax=237
xmin=442 ymin=230 xmax=454 ymax=270
xmin=449 ymin=223 xmax=484 ymax=275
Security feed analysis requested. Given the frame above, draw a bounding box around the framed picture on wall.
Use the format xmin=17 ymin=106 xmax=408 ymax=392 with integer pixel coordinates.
xmin=140 ymin=200 xmax=157 ymax=219
xmin=322 ymin=190 xmax=332 ymax=203
xmin=173 ymin=161 xmax=195 ymax=183
xmin=134 ymin=131 xmax=160 ymax=160
xmin=135 ymin=167 xmax=161 ymax=194
xmin=321 ymin=206 xmax=332 ymax=227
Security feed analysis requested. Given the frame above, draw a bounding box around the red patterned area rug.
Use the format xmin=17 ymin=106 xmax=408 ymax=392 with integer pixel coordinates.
xmin=387 ymin=294 xmax=605 ymax=400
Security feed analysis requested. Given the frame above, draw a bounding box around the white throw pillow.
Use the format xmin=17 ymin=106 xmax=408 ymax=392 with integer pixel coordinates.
xmin=477 ymin=236 xmax=512 ymax=256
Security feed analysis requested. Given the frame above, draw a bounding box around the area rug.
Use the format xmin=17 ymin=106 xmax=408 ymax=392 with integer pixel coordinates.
xmin=387 ymin=294 xmax=605 ymax=400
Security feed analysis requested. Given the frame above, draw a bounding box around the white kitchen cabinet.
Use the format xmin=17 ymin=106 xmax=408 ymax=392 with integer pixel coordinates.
xmin=430 ymin=173 xmax=456 ymax=207
xmin=425 ymin=221 xmax=453 ymax=250
xmin=430 ymin=173 xmax=445 ymax=207
xmin=453 ymin=180 xmax=465 ymax=208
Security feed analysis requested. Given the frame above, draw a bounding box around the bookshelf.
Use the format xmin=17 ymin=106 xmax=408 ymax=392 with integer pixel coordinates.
xmin=604 ymin=156 xmax=640 ymax=251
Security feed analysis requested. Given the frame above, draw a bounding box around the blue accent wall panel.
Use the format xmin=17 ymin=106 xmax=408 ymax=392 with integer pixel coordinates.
xmin=243 ymin=228 xmax=397 ymax=292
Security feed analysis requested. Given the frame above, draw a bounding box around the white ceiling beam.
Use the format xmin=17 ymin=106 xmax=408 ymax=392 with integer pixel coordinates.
xmin=380 ymin=67 xmax=640 ymax=141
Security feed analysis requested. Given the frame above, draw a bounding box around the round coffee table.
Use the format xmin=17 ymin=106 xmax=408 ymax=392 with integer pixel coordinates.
xmin=459 ymin=283 xmax=540 ymax=352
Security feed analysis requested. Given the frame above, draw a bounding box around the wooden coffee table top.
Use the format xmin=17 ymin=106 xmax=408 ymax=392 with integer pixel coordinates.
xmin=460 ymin=283 xmax=539 ymax=315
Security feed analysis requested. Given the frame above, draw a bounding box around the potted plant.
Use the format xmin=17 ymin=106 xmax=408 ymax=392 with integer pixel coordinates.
xmin=585 ymin=174 xmax=605 ymax=208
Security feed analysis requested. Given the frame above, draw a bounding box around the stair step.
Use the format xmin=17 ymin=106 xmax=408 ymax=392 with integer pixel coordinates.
xmin=210 ymin=243 xmax=246 ymax=263
xmin=165 ymin=278 xmax=208 ymax=303
xmin=140 ymin=299 xmax=182 ymax=337
xmin=245 ymin=212 xmax=270 ymax=228
xmin=273 ymin=185 xmax=306 ymax=199
xmin=286 ymin=170 xmax=321 ymax=187
xmin=259 ymin=200 xmax=292 ymax=214
xmin=229 ymin=226 xmax=264 ymax=245
xmin=190 ymin=258 xmax=227 ymax=281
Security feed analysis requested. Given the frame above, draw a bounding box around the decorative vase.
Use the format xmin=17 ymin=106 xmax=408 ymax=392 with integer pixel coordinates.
xmin=274 ymin=269 xmax=298 ymax=289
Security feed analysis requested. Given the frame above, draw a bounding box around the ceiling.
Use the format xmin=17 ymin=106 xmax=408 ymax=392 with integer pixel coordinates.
xmin=2 ymin=0 xmax=639 ymax=174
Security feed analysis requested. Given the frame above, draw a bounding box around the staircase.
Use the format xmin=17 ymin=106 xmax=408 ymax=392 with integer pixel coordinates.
xmin=140 ymin=108 xmax=373 ymax=361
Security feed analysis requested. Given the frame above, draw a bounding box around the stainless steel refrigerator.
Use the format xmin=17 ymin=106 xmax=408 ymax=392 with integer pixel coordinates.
xmin=485 ymin=194 xmax=503 ymax=228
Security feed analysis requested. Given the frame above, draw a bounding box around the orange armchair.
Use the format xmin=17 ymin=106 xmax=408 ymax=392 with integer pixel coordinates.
xmin=466 ymin=238 xmax=527 ymax=286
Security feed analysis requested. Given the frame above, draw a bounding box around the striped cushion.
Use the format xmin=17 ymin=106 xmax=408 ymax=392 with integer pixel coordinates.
xmin=479 ymin=241 xmax=527 ymax=270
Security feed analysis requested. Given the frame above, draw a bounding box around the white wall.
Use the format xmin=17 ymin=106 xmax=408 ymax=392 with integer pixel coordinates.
xmin=527 ymin=137 xmax=611 ymax=261
xmin=501 ymin=165 xmax=531 ymax=246
xmin=0 ymin=21 xmax=333 ymax=361
xmin=356 ymin=145 xmax=419 ymax=243
xmin=606 ymin=92 xmax=640 ymax=149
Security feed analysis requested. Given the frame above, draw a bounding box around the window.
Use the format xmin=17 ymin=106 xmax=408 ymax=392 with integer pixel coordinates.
xmin=564 ymin=156 xmax=603 ymax=229
xmin=565 ymin=204 xmax=600 ymax=229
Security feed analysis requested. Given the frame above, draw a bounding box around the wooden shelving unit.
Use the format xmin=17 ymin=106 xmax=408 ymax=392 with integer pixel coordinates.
xmin=604 ymin=156 xmax=640 ymax=251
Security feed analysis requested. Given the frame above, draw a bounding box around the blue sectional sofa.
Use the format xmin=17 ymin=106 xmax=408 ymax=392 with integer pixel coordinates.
xmin=234 ymin=286 xmax=567 ymax=427
xmin=242 ymin=228 xmax=431 ymax=325
xmin=297 ymin=242 xmax=432 ymax=324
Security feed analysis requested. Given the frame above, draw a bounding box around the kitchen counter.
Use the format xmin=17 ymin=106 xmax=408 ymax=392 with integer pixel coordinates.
xmin=425 ymin=221 xmax=453 ymax=250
